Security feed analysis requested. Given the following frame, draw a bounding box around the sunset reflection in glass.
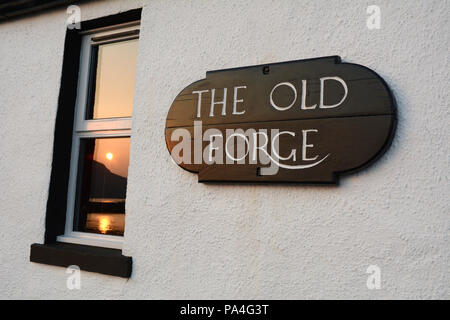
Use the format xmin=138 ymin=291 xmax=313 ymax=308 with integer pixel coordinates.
xmin=89 ymin=39 xmax=139 ymax=119
xmin=74 ymin=137 xmax=130 ymax=236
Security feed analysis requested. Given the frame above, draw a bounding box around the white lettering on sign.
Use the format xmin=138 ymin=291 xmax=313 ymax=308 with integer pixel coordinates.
xmin=203 ymin=129 xmax=223 ymax=164
xmin=319 ymin=76 xmax=348 ymax=109
xmin=193 ymin=76 xmax=347 ymax=117
xmin=225 ymin=132 xmax=250 ymax=162
xmin=170 ymin=121 xmax=330 ymax=173
xmin=185 ymin=76 xmax=347 ymax=171
xmin=301 ymin=80 xmax=317 ymax=110
xmin=302 ymin=129 xmax=319 ymax=161
xmin=210 ymin=88 xmax=227 ymax=117
xmin=269 ymin=76 xmax=348 ymax=111
xmin=271 ymin=131 xmax=297 ymax=162
xmin=270 ymin=82 xmax=298 ymax=111
xmin=193 ymin=89 xmax=208 ymax=118
xmin=193 ymin=86 xmax=247 ymax=117
xmin=232 ymin=86 xmax=247 ymax=115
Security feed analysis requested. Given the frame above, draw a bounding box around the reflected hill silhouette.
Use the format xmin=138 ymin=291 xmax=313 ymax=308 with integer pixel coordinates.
xmin=89 ymin=160 xmax=127 ymax=200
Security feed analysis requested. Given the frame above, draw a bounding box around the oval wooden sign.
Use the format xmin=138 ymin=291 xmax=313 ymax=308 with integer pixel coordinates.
xmin=165 ymin=56 xmax=396 ymax=183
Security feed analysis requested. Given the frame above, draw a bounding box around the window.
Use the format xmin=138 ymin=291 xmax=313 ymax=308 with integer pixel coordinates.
xmin=56 ymin=22 xmax=140 ymax=249
xmin=30 ymin=9 xmax=141 ymax=278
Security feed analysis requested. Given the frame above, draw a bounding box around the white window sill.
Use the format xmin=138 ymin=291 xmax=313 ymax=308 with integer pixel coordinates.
xmin=57 ymin=232 xmax=123 ymax=250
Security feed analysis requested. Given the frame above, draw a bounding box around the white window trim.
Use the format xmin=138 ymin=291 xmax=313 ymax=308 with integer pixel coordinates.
xmin=56 ymin=22 xmax=140 ymax=250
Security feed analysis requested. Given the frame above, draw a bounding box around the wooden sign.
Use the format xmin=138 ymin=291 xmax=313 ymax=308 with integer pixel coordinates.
xmin=165 ymin=56 xmax=396 ymax=183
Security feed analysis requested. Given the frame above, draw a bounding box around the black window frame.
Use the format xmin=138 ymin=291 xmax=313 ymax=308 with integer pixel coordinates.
xmin=29 ymin=8 xmax=142 ymax=278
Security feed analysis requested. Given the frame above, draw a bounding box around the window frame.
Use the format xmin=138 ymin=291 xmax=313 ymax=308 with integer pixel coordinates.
xmin=56 ymin=21 xmax=140 ymax=250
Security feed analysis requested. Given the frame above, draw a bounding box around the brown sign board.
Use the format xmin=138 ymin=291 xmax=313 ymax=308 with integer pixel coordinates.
xmin=165 ymin=56 xmax=396 ymax=183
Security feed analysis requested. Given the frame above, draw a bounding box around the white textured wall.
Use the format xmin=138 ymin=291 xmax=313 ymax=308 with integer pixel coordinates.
xmin=0 ymin=0 xmax=448 ymax=299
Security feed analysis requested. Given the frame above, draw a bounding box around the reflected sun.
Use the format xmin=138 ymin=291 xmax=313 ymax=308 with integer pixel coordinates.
xmin=99 ymin=216 xmax=111 ymax=234
xmin=106 ymin=152 xmax=113 ymax=160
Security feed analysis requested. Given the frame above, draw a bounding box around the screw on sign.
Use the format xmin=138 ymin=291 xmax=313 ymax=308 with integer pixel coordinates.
xmin=165 ymin=56 xmax=396 ymax=184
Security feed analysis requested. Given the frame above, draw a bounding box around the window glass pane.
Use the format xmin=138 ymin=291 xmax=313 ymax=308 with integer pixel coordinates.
xmin=89 ymin=39 xmax=139 ymax=119
xmin=74 ymin=137 xmax=130 ymax=236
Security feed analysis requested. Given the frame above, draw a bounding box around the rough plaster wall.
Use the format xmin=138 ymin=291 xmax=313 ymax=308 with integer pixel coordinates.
xmin=0 ymin=0 xmax=448 ymax=299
